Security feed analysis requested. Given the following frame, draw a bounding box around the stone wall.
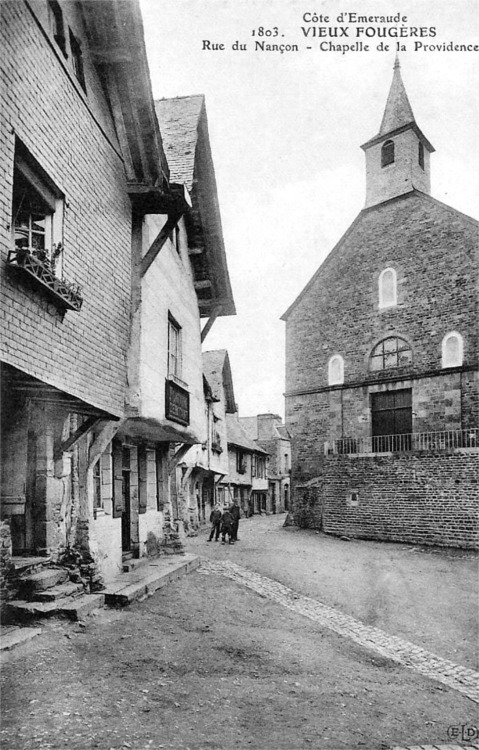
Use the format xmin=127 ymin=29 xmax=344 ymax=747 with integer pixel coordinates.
xmin=293 ymin=451 xmax=478 ymax=549
xmin=284 ymin=193 xmax=478 ymax=397
xmin=0 ymin=521 xmax=14 ymax=603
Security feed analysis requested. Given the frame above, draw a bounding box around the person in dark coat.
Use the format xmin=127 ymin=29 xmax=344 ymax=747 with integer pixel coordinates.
xmin=207 ymin=504 xmax=222 ymax=542
xmin=221 ymin=506 xmax=234 ymax=544
xmin=230 ymin=499 xmax=241 ymax=542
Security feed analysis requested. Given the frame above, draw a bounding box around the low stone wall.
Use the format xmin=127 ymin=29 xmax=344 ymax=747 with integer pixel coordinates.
xmin=293 ymin=450 xmax=478 ymax=549
xmin=0 ymin=521 xmax=14 ymax=603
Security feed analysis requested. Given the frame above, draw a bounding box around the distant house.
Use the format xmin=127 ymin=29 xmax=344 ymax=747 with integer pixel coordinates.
xmin=240 ymin=414 xmax=291 ymax=514
xmin=176 ymin=350 xmax=235 ymax=532
xmin=281 ymin=60 xmax=478 ymax=549
xmin=219 ymin=414 xmax=269 ymax=517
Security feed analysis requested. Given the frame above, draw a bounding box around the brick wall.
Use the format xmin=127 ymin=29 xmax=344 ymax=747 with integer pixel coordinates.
xmin=0 ymin=2 xmax=131 ymax=416
xmin=293 ymin=451 xmax=478 ymax=549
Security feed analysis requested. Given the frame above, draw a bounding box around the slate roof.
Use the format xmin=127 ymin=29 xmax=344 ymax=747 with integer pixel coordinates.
xmin=379 ymin=57 xmax=415 ymax=135
xmin=226 ymin=414 xmax=268 ymax=454
xmin=155 ymin=95 xmax=204 ymax=191
xmin=361 ymin=58 xmax=434 ymax=153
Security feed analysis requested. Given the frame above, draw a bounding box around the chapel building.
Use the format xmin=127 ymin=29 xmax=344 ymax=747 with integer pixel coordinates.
xmin=281 ymin=59 xmax=478 ymax=549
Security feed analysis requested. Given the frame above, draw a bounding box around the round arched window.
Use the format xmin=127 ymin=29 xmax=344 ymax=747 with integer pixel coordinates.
xmin=442 ymin=332 xmax=463 ymax=368
xmin=378 ymin=267 xmax=397 ymax=308
xmin=370 ymin=337 xmax=412 ymax=371
xmin=328 ymin=355 xmax=344 ymax=385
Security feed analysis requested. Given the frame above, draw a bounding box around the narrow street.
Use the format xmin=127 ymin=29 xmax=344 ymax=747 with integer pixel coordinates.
xmin=1 ymin=515 xmax=478 ymax=750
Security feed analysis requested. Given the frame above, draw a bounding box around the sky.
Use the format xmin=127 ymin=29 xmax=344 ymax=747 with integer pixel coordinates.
xmin=139 ymin=0 xmax=479 ymax=419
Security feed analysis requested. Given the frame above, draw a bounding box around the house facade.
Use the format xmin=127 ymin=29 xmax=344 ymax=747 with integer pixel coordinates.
xmin=0 ymin=1 xmax=234 ymax=589
xmin=240 ymin=413 xmax=291 ymax=514
xmin=219 ymin=414 xmax=269 ymax=517
xmin=282 ymin=60 xmax=478 ymax=549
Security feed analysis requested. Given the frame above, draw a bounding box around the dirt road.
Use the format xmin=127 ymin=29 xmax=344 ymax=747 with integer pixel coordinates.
xmin=1 ymin=514 xmax=477 ymax=750
xmin=187 ymin=514 xmax=478 ymax=668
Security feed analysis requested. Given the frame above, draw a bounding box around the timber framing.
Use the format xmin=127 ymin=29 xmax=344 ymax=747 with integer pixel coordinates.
xmin=54 ymin=417 xmax=102 ymax=460
xmin=201 ymin=306 xmax=222 ymax=343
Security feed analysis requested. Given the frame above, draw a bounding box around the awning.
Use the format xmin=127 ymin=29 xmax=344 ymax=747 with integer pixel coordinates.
xmin=116 ymin=417 xmax=201 ymax=445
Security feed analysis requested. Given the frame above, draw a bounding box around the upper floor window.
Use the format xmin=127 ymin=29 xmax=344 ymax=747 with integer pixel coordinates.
xmin=328 ymin=355 xmax=344 ymax=385
xmin=370 ymin=337 xmax=412 ymax=371
xmin=256 ymin=456 xmax=266 ymax=479
xmin=442 ymin=332 xmax=463 ymax=368
xmin=168 ymin=315 xmax=182 ymax=378
xmin=236 ymin=450 xmax=246 ymax=474
xmin=69 ymin=29 xmax=86 ymax=92
xmin=48 ymin=0 xmax=67 ymax=57
xmin=12 ymin=143 xmax=64 ymax=275
xmin=418 ymin=142 xmax=424 ymax=170
xmin=378 ymin=267 xmax=397 ymax=309
xmin=381 ymin=140 xmax=395 ymax=167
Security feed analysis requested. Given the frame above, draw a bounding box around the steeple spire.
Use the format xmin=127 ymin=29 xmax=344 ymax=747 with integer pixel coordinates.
xmin=361 ymin=59 xmax=434 ymax=208
xmin=379 ymin=55 xmax=415 ymax=135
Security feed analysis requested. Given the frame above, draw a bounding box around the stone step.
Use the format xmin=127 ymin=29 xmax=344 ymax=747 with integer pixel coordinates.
xmin=6 ymin=593 xmax=105 ymax=622
xmin=104 ymin=553 xmax=200 ymax=607
xmin=18 ymin=568 xmax=69 ymax=594
xmin=12 ymin=556 xmax=52 ymax=576
xmin=0 ymin=626 xmax=42 ymax=652
xmin=32 ymin=581 xmax=84 ymax=602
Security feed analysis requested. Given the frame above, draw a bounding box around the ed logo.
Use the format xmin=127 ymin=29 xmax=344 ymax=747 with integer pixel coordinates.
xmin=447 ymin=724 xmax=478 ymax=742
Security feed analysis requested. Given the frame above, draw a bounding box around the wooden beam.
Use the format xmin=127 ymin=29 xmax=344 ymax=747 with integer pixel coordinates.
xmin=141 ymin=210 xmax=184 ymax=277
xmin=168 ymin=444 xmax=192 ymax=474
xmin=54 ymin=417 xmax=102 ymax=460
xmin=88 ymin=421 xmax=120 ymax=470
xmin=105 ymin=68 xmax=136 ymax=182
xmin=201 ymin=306 xmax=222 ymax=343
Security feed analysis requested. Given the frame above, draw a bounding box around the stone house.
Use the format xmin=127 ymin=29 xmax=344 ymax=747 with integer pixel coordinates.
xmin=0 ymin=1 xmax=234 ymax=589
xmin=240 ymin=414 xmax=291 ymax=514
xmin=281 ymin=60 xmax=478 ymax=549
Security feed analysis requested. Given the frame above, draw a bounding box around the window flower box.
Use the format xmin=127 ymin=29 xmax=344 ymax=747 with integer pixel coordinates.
xmin=7 ymin=247 xmax=83 ymax=311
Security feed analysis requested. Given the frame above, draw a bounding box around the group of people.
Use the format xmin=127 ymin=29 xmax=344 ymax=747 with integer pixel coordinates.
xmin=207 ymin=500 xmax=240 ymax=545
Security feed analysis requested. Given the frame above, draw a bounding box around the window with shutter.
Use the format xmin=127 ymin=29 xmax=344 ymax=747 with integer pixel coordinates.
xmin=112 ymin=441 xmax=125 ymax=518
xmin=138 ymin=446 xmax=148 ymax=514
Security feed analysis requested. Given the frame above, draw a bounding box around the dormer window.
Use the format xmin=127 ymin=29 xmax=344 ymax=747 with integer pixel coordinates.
xmin=381 ymin=140 xmax=395 ymax=168
xmin=69 ymin=29 xmax=86 ymax=92
xmin=48 ymin=0 xmax=67 ymax=56
xmin=378 ymin=267 xmax=397 ymax=309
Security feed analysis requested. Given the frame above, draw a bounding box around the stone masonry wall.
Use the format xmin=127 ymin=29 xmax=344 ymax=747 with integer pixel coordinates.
xmin=294 ymin=451 xmax=478 ymax=549
xmin=0 ymin=2 xmax=131 ymax=415
xmin=0 ymin=521 xmax=13 ymax=603
xmin=285 ymin=193 xmax=478 ymax=397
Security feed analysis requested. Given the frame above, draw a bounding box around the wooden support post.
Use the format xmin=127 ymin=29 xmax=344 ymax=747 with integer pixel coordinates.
xmin=88 ymin=421 xmax=121 ymax=470
xmin=54 ymin=417 xmax=102 ymax=460
xmin=168 ymin=443 xmax=192 ymax=474
xmin=141 ymin=210 xmax=184 ymax=277
xmin=201 ymin=306 xmax=222 ymax=343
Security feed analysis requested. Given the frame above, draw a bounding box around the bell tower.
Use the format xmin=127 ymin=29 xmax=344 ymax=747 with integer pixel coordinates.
xmin=361 ymin=58 xmax=435 ymax=208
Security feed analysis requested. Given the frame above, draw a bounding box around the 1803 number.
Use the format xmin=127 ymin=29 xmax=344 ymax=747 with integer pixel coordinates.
xmin=251 ymin=27 xmax=279 ymax=37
